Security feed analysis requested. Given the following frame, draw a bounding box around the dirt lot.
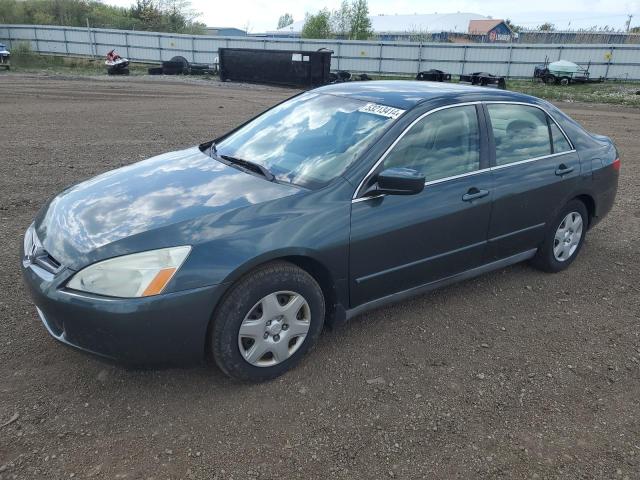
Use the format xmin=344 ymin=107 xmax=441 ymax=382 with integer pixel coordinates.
xmin=0 ymin=74 xmax=639 ymax=480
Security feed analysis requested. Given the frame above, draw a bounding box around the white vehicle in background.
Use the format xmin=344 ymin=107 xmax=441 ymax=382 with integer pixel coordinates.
xmin=534 ymin=58 xmax=604 ymax=85
xmin=0 ymin=43 xmax=10 ymax=70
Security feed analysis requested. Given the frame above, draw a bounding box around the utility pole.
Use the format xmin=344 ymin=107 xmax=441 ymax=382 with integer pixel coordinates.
xmin=86 ymin=18 xmax=95 ymax=58
xmin=625 ymin=14 xmax=633 ymax=33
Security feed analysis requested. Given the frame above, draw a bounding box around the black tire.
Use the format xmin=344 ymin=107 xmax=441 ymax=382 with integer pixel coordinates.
xmin=530 ymin=199 xmax=588 ymax=273
xmin=170 ymin=55 xmax=189 ymax=64
xmin=210 ymin=261 xmax=325 ymax=382
xmin=169 ymin=55 xmax=190 ymax=74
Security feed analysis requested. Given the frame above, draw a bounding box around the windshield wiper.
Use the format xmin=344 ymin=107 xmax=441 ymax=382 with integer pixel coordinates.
xmin=219 ymin=154 xmax=275 ymax=181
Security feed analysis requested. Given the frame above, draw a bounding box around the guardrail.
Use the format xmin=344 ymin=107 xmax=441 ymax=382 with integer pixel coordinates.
xmin=1 ymin=24 xmax=640 ymax=79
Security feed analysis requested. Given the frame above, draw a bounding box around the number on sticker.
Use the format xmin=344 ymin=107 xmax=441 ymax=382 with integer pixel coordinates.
xmin=359 ymin=103 xmax=405 ymax=119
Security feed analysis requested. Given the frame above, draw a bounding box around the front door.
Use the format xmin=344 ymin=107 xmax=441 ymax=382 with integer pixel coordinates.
xmin=349 ymin=104 xmax=493 ymax=307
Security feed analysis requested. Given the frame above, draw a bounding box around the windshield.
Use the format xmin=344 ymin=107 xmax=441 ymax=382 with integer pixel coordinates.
xmin=215 ymin=92 xmax=401 ymax=189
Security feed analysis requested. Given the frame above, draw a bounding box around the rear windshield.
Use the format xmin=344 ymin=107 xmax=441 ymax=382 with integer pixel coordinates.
xmin=215 ymin=92 xmax=400 ymax=189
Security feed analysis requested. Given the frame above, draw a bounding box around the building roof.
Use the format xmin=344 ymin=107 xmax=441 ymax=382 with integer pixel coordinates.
xmin=314 ymin=80 xmax=532 ymax=110
xmin=468 ymin=19 xmax=505 ymax=34
xmin=270 ymin=12 xmax=489 ymax=35
xmin=205 ymin=27 xmax=247 ymax=36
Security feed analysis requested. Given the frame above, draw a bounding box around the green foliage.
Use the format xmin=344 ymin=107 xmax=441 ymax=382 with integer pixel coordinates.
xmin=10 ymin=51 xmax=155 ymax=74
xmin=10 ymin=41 xmax=34 ymax=56
xmin=348 ymin=0 xmax=372 ymax=40
xmin=301 ymin=8 xmax=332 ymax=39
xmin=302 ymin=0 xmax=373 ymax=40
xmin=508 ymin=79 xmax=640 ymax=107
xmin=277 ymin=13 xmax=294 ymax=29
xmin=0 ymin=0 xmax=205 ymax=34
xmin=331 ymin=0 xmax=351 ymax=38
xmin=537 ymin=22 xmax=556 ymax=32
xmin=504 ymin=18 xmax=522 ymax=33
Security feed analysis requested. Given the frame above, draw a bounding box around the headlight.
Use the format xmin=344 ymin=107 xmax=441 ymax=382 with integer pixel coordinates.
xmin=67 ymin=246 xmax=191 ymax=298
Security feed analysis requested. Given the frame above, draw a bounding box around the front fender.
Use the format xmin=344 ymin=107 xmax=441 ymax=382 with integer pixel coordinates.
xmin=164 ymin=193 xmax=352 ymax=295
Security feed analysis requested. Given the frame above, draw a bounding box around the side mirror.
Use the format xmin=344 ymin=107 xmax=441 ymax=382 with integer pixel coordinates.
xmin=374 ymin=167 xmax=425 ymax=196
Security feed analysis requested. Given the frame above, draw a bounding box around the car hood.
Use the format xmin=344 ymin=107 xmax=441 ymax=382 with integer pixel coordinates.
xmin=35 ymin=146 xmax=301 ymax=269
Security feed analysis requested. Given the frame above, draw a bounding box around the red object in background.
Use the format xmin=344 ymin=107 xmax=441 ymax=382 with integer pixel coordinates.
xmin=106 ymin=49 xmax=122 ymax=62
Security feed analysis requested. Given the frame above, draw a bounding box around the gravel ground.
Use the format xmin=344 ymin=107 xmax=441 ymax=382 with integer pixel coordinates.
xmin=0 ymin=74 xmax=639 ymax=480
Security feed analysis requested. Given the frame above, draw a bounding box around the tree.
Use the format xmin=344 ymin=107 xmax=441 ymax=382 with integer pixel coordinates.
xmin=349 ymin=0 xmax=373 ymax=40
xmin=631 ymin=26 xmax=640 ymax=34
xmin=301 ymin=8 xmax=332 ymax=39
xmin=0 ymin=0 xmax=204 ymax=34
xmin=301 ymin=0 xmax=373 ymax=40
xmin=537 ymin=22 xmax=555 ymax=32
xmin=331 ymin=0 xmax=351 ymax=38
xmin=504 ymin=18 xmax=522 ymax=33
xmin=277 ymin=13 xmax=294 ymax=29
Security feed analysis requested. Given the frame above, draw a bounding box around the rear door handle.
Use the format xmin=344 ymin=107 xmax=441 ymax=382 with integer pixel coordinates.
xmin=555 ymin=164 xmax=575 ymax=176
xmin=462 ymin=188 xmax=489 ymax=202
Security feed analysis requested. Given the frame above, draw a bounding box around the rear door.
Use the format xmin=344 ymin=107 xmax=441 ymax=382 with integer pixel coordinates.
xmin=349 ymin=104 xmax=493 ymax=307
xmin=483 ymin=102 xmax=580 ymax=260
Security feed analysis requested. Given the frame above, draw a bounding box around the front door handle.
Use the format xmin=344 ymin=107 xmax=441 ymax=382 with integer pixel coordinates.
xmin=462 ymin=188 xmax=489 ymax=202
xmin=555 ymin=164 xmax=575 ymax=176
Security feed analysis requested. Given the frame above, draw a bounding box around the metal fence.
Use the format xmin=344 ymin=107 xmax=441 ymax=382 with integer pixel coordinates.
xmin=517 ymin=30 xmax=640 ymax=45
xmin=2 ymin=24 xmax=640 ymax=80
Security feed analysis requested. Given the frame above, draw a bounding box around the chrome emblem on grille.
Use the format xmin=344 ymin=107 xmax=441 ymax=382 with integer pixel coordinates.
xmin=27 ymin=243 xmax=45 ymax=264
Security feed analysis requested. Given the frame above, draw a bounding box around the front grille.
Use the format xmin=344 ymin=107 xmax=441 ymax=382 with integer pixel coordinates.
xmin=33 ymin=254 xmax=62 ymax=273
xmin=24 ymin=226 xmax=63 ymax=275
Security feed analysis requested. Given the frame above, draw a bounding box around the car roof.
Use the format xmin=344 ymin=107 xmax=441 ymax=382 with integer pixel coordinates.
xmin=314 ymin=80 xmax=535 ymax=110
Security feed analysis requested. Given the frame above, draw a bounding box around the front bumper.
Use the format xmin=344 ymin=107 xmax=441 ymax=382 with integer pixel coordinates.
xmin=22 ymin=260 xmax=227 ymax=366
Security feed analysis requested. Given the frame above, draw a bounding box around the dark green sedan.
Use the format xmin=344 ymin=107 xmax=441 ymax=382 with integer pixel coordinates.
xmin=22 ymin=81 xmax=620 ymax=381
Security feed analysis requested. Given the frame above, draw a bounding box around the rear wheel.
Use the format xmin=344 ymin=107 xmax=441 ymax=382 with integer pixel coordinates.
xmin=531 ymin=200 xmax=588 ymax=273
xmin=210 ymin=261 xmax=325 ymax=381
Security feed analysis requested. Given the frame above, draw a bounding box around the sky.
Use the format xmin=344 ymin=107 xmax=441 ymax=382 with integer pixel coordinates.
xmin=109 ymin=0 xmax=639 ymax=32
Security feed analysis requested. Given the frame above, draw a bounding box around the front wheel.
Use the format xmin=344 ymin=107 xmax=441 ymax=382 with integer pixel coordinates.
xmin=210 ymin=261 xmax=325 ymax=381
xmin=531 ymin=200 xmax=588 ymax=273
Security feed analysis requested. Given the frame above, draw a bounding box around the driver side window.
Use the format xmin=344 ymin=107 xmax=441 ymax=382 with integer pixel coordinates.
xmin=383 ymin=105 xmax=480 ymax=182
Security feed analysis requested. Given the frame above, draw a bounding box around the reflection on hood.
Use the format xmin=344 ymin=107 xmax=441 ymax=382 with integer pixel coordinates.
xmin=37 ymin=147 xmax=301 ymax=266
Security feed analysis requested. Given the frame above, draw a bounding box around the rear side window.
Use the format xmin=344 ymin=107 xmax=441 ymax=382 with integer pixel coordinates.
xmin=550 ymin=122 xmax=572 ymax=153
xmin=487 ymin=104 xmax=552 ymax=165
xmin=383 ymin=105 xmax=480 ymax=182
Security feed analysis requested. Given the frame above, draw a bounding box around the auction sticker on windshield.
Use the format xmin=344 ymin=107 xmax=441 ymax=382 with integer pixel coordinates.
xmin=358 ymin=103 xmax=405 ymax=119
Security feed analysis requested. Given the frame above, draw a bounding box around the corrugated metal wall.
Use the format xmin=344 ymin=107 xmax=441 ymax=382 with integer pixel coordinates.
xmin=1 ymin=24 xmax=639 ymax=79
